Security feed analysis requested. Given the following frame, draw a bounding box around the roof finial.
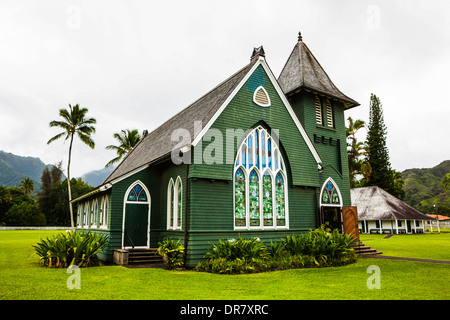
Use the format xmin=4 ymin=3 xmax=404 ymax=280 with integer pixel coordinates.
xmin=298 ymin=31 xmax=303 ymax=42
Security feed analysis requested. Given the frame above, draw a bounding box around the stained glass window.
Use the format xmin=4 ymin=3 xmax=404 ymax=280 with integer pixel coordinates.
xmin=233 ymin=126 xmax=288 ymax=229
xmin=275 ymin=173 xmax=285 ymax=226
xmin=249 ymin=169 xmax=260 ymax=226
xmin=263 ymin=173 xmax=273 ymax=226
xmin=321 ymin=179 xmax=341 ymax=205
xmin=127 ymin=184 xmax=148 ymax=202
xmin=234 ymin=168 xmax=246 ymax=227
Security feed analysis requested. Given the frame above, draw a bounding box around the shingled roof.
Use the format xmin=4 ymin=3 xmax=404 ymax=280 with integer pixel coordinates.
xmin=103 ymin=58 xmax=257 ymax=184
xmin=278 ymin=33 xmax=359 ymax=109
xmin=351 ymin=186 xmax=434 ymax=221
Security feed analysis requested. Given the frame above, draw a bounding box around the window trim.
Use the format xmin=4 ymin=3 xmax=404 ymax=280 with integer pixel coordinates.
xmin=253 ymin=86 xmax=271 ymax=107
xmin=319 ymin=177 xmax=342 ymax=208
xmin=233 ymin=126 xmax=289 ymax=230
xmin=167 ymin=176 xmax=183 ymax=230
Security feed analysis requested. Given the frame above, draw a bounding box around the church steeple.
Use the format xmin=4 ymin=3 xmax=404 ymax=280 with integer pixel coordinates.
xmin=278 ymin=32 xmax=359 ymax=109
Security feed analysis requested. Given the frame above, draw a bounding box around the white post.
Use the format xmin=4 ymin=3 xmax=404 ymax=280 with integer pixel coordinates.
xmin=405 ymin=220 xmax=407 ymax=234
xmin=414 ymin=220 xmax=417 ymax=233
xmin=437 ymin=218 xmax=441 ymax=234
xmin=395 ymin=219 xmax=399 ymax=234
xmin=430 ymin=220 xmax=433 ymax=233
xmin=379 ymin=219 xmax=382 ymax=234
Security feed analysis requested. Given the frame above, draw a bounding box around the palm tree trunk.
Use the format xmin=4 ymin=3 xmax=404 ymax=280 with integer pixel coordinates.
xmin=68 ymin=134 xmax=75 ymax=230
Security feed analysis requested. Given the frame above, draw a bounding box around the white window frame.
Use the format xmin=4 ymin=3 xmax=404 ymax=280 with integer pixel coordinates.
xmin=100 ymin=195 xmax=109 ymax=229
xmin=167 ymin=176 xmax=183 ymax=230
xmin=233 ymin=126 xmax=289 ymax=230
xmin=253 ymin=86 xmax=271 ymax=107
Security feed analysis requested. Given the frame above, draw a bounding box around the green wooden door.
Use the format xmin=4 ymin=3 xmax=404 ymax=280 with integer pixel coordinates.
xmin=124 ymin=204 xmax=149 ymax=247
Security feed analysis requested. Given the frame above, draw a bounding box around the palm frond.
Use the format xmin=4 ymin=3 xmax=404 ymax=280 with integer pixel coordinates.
xmin=47 ymin=132 xmax=67 ymax=145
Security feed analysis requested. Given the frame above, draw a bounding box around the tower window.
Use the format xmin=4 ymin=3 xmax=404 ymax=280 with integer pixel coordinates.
xmin=325 ymin=99 xmax=334 ymax=128
xmin=315 ymin=95 xmax=322 ymax=125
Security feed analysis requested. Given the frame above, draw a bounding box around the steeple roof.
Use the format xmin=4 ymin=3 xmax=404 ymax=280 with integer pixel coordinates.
xmin=278 ymin=32 xmax=359 ymax=109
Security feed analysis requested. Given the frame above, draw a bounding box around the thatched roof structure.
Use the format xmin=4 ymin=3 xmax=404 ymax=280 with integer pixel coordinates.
xmin=351 ymin=186 xmax=434 ymax=221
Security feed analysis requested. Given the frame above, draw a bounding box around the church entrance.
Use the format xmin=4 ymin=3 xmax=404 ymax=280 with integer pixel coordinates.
xmin=320 ymin=178 xmax=343 ymax=232
xmin=322 ymin=206 xmax=342 ymax=231
xmin=123 ymin=181 xmax=150 ymax=248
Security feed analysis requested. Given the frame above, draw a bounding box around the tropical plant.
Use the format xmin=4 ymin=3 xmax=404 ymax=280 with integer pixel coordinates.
xmin=195 ymin=229 xmax=357 ymax=274
xmin=346 ymin=117 xmax=371 ymax=187
xmin=443 ymin=173 xmax=450 ymax=191
xmin=105 ymin=129 xmax=141 ymax=168
xmin=47 ymin=104 xmax=96 ymax=229
xmin=32 ymin=230 xmax=109 ymax=267
xmin=19 ymin=177 xmax=35 ymax=195
xmin=206 ymin=235 xmax=268 ymax=261
xmin=157 ymin=237 xmax=185 ymax=269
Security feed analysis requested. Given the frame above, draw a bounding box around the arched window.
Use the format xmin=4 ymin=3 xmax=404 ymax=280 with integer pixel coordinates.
xmin=77 ymin=204 xmax=83 ymax=227
xmin=167 ymin=177 xmax=182 ymax=230
xmin=127 ymin=183 xmax=148 ymax=202
xmin=100 ymin=195 xmax=109 ymax=228
xmin=320 ymin=178 xmax=341 ymax=206
xmin=234 ymin=126 xmax=288 ymax=229
xmin=83 ymin=201 xmax=89 ymax=228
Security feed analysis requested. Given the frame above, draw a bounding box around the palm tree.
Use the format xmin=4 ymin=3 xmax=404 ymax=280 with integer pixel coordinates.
xmin=19 ymin=177 xmax=35 ymax=195
xmin=346 ymin=117 xmax=369 ymax=187
xmin=105 ymin=129 xmax=141 ymax=168
xmin=47 ymin=104 xmax=96 ymax=229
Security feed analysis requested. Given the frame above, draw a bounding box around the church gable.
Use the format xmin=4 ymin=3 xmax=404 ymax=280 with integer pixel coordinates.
xmin=190 ymin=54 xmax=322 ymax=187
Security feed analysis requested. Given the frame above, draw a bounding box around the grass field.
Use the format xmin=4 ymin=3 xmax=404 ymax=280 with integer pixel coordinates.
xmin=0 ymin=230 xmax=449 ymax=300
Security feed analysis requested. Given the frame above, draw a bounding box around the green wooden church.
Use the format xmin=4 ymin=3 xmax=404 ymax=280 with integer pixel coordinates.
xmin=72 ymin=33 xmax=360 ymax=267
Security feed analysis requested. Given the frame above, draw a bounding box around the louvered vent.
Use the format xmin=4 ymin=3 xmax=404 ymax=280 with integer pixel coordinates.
xmin=253 ymin=86 xmax=271 ymax=107
xmin=315 ymin=96 xmax=322 ymax=124
xmin=326 ymin=99 xmax=333 ymax=127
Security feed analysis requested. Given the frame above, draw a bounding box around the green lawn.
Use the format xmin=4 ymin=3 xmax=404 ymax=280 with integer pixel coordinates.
xmin=0 ymin=230 xmax=449 ymax=300
xmin=360 ymin=233 xmax=450 ymax=261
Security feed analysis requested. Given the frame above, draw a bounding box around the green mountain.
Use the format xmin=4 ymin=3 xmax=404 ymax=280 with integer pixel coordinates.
xmin=0 ymin=150 xmax=108 ymax=191
xmin=0 ymin=150 xmax=51 ymax=192
xmin=402 ymin=160 xmax=450 ymax=214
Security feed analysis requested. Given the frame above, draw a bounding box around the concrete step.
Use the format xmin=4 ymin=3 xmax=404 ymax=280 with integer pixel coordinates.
xmin=128 ymin=248 xmax=164 ymax=264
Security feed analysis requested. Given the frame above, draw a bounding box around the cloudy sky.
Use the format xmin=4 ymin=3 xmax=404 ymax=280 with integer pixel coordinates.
xmin=0 ymin=0 xmax=449 ymax=179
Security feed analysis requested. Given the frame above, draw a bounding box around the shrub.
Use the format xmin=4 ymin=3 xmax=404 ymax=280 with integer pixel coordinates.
xmin=206 ymin=235 xmax=268 ymax=261
xmin=157 ymin=237 xmax=185 ymax=269
xmin=195 ymin=226 xmax=357 ymax=274
xmin=283 ymin=224 xmax=356 ymax=265
xmin=33 ymin=230 xmax=109 ymax=268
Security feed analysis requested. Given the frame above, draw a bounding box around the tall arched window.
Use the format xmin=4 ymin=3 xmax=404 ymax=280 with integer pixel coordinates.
xmin=167 ymin=177 xmax=182 ymax=230
xmin=234 ymin=126 xmax=288 ymax=229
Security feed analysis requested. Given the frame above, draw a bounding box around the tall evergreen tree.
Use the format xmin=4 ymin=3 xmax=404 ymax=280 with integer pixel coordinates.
xmin=366 ymin=94 xmax=404 ymax=198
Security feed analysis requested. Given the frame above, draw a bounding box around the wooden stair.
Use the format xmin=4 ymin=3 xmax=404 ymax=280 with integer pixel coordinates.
xmin=351 ymin=242 xmax=383 ymax=256
xmin=128 ymin=248 xmax=164 ymax=265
